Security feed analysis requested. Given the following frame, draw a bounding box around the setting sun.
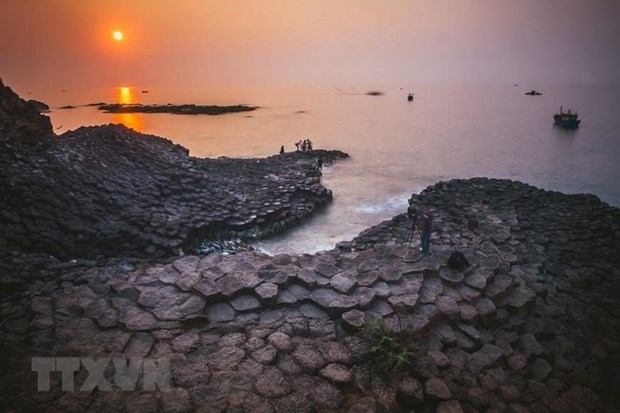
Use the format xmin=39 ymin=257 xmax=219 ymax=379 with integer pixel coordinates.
xmin=112 ymin=30 xmax=123 ymax=41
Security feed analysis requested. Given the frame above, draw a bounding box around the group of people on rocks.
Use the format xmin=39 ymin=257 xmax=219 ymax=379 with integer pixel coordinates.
xmin=295 ymin=139 xmax=313 ymax=152
xmin=279 ymin=139 xmax=315 ymax=155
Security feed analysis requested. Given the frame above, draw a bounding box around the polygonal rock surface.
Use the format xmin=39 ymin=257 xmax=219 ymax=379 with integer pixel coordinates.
xmin=319 ymin=363 xmax=352 ymax=384
xmin=230 ymin=295 xmax=261 ymax=312
xmin=425 ymin=378 xmax=453 ymax=400
xmin=309 ymin=289 xmax=357 ymax=315
xmin=342 ymin=309 xmax=366 ymax=332
xmin=205 ymin=303 xmax=235 ymax=322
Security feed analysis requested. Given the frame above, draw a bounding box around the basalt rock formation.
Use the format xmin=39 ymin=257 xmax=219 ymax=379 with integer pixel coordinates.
xmin=1 ymin=79 xmax=619 ymax=412
xmin=0 ymin=79 xmax=347 ymax=260
xmin=1 ymin=178 xmax=618 ymax=412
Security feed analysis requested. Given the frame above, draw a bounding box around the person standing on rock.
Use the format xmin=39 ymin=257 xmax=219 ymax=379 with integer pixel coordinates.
xmin=419 ymin=204 xmax=433 ymax=254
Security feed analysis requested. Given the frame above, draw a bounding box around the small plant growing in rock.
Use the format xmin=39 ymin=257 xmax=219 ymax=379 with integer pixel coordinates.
xmin=359 ymin=319 xmax=420 ymax=376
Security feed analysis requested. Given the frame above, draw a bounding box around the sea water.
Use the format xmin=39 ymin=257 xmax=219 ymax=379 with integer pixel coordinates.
xmin=38 ymin=82 xmax=620 ymax=254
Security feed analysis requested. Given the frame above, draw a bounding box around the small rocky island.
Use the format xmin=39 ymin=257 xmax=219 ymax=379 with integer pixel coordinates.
xmin=1 ymin=78 xmax=619 ymax=412
xmin=98 ymin=103 xmax=257 ymax=116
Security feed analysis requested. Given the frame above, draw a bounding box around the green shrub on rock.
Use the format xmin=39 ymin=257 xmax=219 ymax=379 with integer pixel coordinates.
xmin=359 ymin=319 xmax=420 ymax=376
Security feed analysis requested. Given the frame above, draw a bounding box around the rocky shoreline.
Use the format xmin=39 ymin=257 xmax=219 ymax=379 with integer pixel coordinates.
xmin=1 ymin=80 xmax=346 ymax=260
xmin=1 ymin=79 xmax=620 ymax=412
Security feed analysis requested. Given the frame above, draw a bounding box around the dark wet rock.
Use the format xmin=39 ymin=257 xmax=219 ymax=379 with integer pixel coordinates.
xmin=230 ymin=294 xmax=261 ymax=312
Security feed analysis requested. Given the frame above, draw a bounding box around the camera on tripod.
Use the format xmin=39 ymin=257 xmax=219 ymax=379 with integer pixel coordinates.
xmin=405 ymin=206 xmax=419 ymax=246
xmin=407 ymin=205 xmax=420 ymax=228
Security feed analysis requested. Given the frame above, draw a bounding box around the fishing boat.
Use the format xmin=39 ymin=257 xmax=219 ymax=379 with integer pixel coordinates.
xmin=407 ymin=93 xmax=414 ymax=101
xmin=553 ymin=106 xmax=581 ymax=128
xmin=525 ymin=90 xmax=542 ymax=96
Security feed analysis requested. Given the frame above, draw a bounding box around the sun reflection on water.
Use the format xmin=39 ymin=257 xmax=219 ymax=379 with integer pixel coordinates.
xmin=114 ymin=86 xmax=145 ymax=132
xmin=118 ymin=86 xmax=133 ymax=104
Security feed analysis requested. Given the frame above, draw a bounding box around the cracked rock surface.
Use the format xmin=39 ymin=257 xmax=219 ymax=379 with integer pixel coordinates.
xmin=1 ymin=178 xmax=619 ymax=412
xmin=1 ymin=79 xmax=619 ymax=412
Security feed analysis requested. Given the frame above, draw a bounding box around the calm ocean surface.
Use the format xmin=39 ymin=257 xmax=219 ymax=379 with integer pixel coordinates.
xmin=39 ymin=82 xmax=620 ymax=254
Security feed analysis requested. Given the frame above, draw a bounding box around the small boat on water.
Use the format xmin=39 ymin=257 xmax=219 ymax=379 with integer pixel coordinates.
xmin=554 ymin=106 xmax=581 ymax=128
xmin=407 ymin=93 xmax=414 ymax=101
xmin=525 ymin=90 xmax=542 ymax=96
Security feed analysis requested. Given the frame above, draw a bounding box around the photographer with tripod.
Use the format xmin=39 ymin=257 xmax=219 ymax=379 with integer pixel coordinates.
xmin=419 ymin=204 xmax=434 ymax=255
xmin=405 ymin=208 xmax=419 ymax=247
xmin=406 ymin=202 xmax=434 ymax=254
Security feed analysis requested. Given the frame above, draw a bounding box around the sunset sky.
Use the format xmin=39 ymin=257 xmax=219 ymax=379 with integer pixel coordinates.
xmin=1 ymin=0 xmax=620 ymax=93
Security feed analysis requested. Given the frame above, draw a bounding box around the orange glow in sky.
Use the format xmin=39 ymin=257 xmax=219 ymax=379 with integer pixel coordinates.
xmin=1 ymin=0 xmax=619 ymax=93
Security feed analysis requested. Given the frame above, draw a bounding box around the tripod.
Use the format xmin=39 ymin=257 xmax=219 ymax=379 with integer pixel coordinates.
xmin=406 ymin=214 xmax=420 ymax=247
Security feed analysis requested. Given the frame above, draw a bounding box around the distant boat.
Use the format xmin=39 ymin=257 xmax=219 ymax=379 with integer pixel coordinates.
xmin=525 ymin=90 xmax=542 ymax=96
xmin=554 ymin=106 xmax=581 ymax=128
xmin=407 ymin=93 xmax=414 ymax=101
